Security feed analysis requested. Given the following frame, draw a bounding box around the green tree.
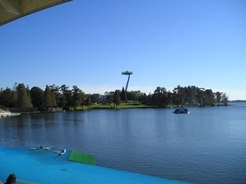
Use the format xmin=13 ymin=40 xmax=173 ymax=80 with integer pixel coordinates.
xmin=215 ymin=92 xmax=222 ymax=105
xmin=113 ymin=90 xmax=121 ymax=109
xmin=167 ymin=91 xmax=173 ymax=106
xmin=139 ymin=93 xmax=148 ymax=104
xmin=0 ymin=88 xmax=17 ymax=107
xmin=91 ymin=93 xmax=100 ymax=104
xmin=30 ymin=86 xmax=44 ymax=110
xmin=221 ymin=93 xmax=228 ymax=106
xmin=196 ymin=88 xmax=205 ymax=107
xmin=85 ymin=95 xmax=92 ymax=106
xmin=120 ymin=87 xmax=126 ymax=101
xmin=72 ymin=85 xmax=85 ymax=109
xmin=60 ymin=85 xmax=72 ymax=109
xmin=126 ymin=91 xmax=143 ymax=102
xmin=49 ymin=85 xmax=61 ymax=107
xmin=16 ymin=83 xmax=33 ymax=108
xmin=44 ymin=86 xmax=53 ymax=109
xmin=105 ymin=92 xmax=114 ymax=105
xmin=203 ymin=89 xmax=215 ymax=106
xmin=184 ymin=86 xmax=196 ymax=105
xmin=173 ymin=85 xmax=186 ymax=106
xmin=152 ymin=87 xmax=168 ymax=107
xmin=51 ymin=92 xmax=57 ymax=107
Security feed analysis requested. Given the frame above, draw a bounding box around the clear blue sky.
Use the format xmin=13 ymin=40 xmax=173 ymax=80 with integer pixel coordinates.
xmin=1 ymin=0 xmax=246 ymax=100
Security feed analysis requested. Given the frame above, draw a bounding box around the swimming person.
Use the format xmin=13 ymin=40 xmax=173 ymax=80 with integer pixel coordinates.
xmin=5 ymin=174 xmax=16 ymax=184
xmin=30 ymin=146 xmax=51 ymax=151
xmin=58 ymin=149 xmax=66 ymax=156
xmin=44 ymin=146 xmax=52 ymax=150
xmin=29 ymin=146 xmax=43 ymax=150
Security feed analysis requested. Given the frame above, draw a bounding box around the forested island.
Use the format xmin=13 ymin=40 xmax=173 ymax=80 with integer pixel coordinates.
xmin=0 ymin=83 xmax=228 ymax=112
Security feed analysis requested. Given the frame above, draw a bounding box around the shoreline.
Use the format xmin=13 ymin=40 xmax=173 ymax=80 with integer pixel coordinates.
xmin=0 ymin=112 xmax=20 ymax=118
xmin=1 ymin=103 xmax=232 ymax=115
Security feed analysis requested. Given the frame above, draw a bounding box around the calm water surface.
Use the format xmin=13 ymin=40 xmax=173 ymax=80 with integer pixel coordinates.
xmin=1 ymin=103 xmax=246 ymax=183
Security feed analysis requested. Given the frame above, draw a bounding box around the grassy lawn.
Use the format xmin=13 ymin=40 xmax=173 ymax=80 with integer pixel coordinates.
xmin=75 ymin=103 xmax=151 ymax=111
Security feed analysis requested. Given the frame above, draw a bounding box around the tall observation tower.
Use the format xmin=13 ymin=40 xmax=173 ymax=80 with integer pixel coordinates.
xmin=122 ymin=71 xmax=133 ymax=92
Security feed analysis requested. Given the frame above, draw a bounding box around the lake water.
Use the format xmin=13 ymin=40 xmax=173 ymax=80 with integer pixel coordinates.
xmin=0 ymin=103 xmax=246 ymax=183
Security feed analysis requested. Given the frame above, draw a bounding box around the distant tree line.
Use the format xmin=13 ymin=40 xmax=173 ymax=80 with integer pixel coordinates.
xmin=107 ymin=85 xmax=228 ymax=108
xmin=0 ymin=83 xmax=228 ymax=111
xmin=138 ymin=85 xmax=229 ymax=107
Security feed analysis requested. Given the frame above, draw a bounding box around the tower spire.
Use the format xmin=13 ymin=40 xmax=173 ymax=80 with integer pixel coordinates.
xmin=122 ymin=71 xmax=133 ymax=92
